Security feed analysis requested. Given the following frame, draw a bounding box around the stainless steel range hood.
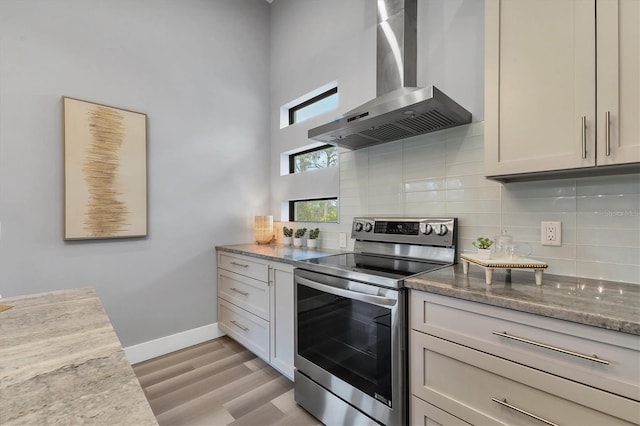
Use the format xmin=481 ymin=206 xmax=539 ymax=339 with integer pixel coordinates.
xmin=308 ymin=0 xmax=471 ymax=150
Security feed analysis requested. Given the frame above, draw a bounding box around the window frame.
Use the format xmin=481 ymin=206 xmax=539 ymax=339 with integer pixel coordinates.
xmin=289 ymin=197 xmax=338 ymax=223
xmin=288 ymin=144 xmax=337 ymax=174
xmin=288 ymin=86 xmax=338 ymax=125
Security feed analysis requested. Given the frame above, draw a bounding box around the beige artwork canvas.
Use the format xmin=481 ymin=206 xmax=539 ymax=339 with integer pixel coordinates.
xmin=63 ymin=97 xmax=147 ymax=240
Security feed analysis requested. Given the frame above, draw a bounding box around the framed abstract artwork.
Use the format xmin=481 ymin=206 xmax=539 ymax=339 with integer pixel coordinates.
xmin=63 ymin=97 xmax=147 ymax=240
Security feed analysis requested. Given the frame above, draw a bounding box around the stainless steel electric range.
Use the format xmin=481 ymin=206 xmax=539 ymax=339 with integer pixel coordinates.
xmin=293 ymin=217 xmax=457 ymax=426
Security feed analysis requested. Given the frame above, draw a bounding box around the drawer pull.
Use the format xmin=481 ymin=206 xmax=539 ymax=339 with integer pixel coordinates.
xmin=230 ymin=261 xmax=249 ymax=268
xmin=230 ymin=287 xmax=249 ymax=296
xmin=230 ymin=320 xmax=249 ymax=332
xmin=491 ymin=397 xmax=559 ymax=426
xmin=605 ymin=111 xmax=611 ymax=156
xmin=492 ymin=331 xmax=609 ymax=365
xmin=581 ymin=116 xmax=587 ymax=159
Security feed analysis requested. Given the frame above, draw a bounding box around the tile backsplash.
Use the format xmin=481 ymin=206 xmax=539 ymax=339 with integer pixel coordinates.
xmin=338 ymin=121 xmax=640 ymax=284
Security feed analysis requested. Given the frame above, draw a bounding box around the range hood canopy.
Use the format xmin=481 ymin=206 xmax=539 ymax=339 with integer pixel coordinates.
xmin=308 ymin=0 xmax=471 ymax=150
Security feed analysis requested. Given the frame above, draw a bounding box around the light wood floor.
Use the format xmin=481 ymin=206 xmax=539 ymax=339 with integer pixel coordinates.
xmin=133 ymin=336 xmax=322 ymax=426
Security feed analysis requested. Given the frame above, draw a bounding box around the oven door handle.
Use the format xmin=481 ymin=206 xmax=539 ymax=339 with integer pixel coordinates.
xmin=296 ymin=276 xmax=397 ymax=307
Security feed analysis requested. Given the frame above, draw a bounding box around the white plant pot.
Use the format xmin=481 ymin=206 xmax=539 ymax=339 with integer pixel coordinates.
xmin=307 ymin=239 xmax=318 ymax=249
xmin=477 ymin=248 xmax=492 ymax=259
xmin=293 ymin=238 xmax=303 ymax=248
xmin=282 ymin=236 xmax=293 ymax=246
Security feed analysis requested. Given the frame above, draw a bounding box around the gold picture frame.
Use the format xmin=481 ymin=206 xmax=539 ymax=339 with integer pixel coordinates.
xmin=63 ymin=97 xmax=147 ymax=240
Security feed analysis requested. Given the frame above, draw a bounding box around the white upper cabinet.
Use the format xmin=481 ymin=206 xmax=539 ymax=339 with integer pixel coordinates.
xmin=597 ymin=0 xmax=640 ymax=167
xmin=485 ymin=0 xmax=639 ymax=179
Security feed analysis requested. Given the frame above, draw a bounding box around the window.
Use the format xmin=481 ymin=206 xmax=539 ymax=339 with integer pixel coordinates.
xmin=288 ymin=87 xmax=338 ymax=125
xmin=290 ymin=198 xmax=338 ymax=223
xmin=289 ymin=144 xmax=338 ymax=174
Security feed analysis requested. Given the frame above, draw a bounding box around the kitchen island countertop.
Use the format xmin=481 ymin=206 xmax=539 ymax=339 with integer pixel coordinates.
xmin=406 ymin=263 xmax=640 ymax=335
xmin=0 ymin=287 xmax=158 ymax=425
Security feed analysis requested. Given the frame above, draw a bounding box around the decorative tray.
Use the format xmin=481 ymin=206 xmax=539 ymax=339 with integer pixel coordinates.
xmin=460 ymin=253 xmax=548 ymax=285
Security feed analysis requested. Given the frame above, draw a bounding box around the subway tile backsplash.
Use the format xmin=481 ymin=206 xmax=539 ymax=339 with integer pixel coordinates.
xmin=337 ymin=121 xmax=640 ymax=284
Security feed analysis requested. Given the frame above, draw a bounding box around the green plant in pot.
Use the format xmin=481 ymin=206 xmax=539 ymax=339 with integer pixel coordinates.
xmin=307 ymin=228 xmax=320 ymax=249
xmin=282 ymin=226 xmax=293 ymax=246
xmin=472 ymin=237 xmax=494 ymax=259
xmin=293 ymin=228 xmax=307 ymax=248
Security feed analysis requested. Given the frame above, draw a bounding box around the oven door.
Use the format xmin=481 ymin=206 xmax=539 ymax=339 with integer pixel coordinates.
xmin=294 ymin=268 xmax=406 ymax=426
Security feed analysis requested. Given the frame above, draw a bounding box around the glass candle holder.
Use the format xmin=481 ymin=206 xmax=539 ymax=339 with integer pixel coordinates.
xmin=254 ymin=215 xmax=273 ymax=245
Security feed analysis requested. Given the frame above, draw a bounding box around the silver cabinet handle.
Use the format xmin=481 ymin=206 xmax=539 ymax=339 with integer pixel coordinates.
xmin=230 ymin=320 xmax=249 ymax=332
xmin=581 ymin=116 xmax=587 ymax=159
xmin=230 ymin=261 xmax=249 ymax=268
xmin=492 ymin=331 xmax=609 ymax=365
xmin=230 ymin=287 xmax=249 ymax=296
xmin=605 ymin=111 xmax=611 ymax=156
xmin=491 ymin=398 xmax=559 ymax=426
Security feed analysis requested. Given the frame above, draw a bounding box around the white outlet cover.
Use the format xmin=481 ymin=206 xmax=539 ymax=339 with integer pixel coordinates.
xmin=541 ymin=221 xmax=562 ymax=246
xmin=339 ymin=232 xmax=347 ymax=248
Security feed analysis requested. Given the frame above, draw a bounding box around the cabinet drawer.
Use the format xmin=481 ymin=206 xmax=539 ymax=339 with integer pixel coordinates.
xmin=218 ymin=269 xmax=269 ymax=321
xmin=411 ymin=331 xmax=639 ymax=425
xmin=411 ymin=291 xmax=640 ymax=401
xmin=218 ymin=298 xmax=269 ymax=362
xmin=218 ymin=252 xmax=268 ymax=282
xmin=411 ymin=395 xmax=470 ymax=426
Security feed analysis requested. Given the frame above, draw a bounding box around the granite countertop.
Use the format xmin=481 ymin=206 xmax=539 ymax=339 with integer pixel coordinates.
xmin=406 ymin=264 xmax=640 ymax=335
xmin=216 ymin=244 xmax=640 ymax=336
xmin=216 ymin=243 xmax=345 ymax=264
xmin=0 ymin=287 xmax=158 ymax=425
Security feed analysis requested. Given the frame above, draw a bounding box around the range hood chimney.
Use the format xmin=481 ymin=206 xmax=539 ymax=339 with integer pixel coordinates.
xmin=308 ymin=0 xmax=472 ymax=150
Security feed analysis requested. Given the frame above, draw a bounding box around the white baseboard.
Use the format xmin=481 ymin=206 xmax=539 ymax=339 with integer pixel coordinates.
xmin=124 ymin=323 xmax=225 ymax=364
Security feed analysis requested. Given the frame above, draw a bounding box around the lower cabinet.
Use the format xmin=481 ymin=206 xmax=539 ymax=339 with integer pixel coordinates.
xmin=269 ymin=263 xmax=294 ymax=379
xmin=409 ymin=290 xmax=640 ymax=425
xmin=217 ymin=251 xmax=295 ymax=380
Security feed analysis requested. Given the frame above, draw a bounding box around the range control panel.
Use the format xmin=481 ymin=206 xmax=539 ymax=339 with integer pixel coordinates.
xmin=351 ymin=217 xmax=456 ymax=248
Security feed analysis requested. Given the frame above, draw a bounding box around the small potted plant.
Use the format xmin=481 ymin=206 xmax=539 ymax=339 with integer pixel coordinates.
xmin=307 ymin=228 xmax=320 ymax=249
xmin=293 ymin=228 xmax=307 ymax=248
xmin=472 ymin=237 xmax=494 ymax=259
xmin=282 ymin=226 xmax=293 ymax=246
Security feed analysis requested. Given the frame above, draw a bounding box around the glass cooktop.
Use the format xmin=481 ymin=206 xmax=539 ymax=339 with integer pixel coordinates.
xmin=297 ymin=253 xmax=450 ymax=288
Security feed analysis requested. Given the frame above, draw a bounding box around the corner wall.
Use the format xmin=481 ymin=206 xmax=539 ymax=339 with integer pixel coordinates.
xmin=0 ymin=0 xmax=271 ymax=347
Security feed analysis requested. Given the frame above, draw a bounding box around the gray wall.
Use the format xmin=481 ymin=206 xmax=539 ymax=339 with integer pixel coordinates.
xmin=0 ymin=0 xmax=271 ymax=346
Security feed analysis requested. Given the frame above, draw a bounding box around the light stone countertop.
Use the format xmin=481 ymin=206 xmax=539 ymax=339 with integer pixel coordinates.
xmin=218 ymin=244 xmax=640 ymax=336
xmin=216 ymin=243 xmax=346 ymax=264
xmin=0 ymin=287 xmax=158 ymax=425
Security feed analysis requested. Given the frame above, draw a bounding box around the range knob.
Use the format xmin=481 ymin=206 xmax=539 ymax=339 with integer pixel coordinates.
xmin=435 ymin=224 xmax=448 ymax=236
xmin=354 ymin=222 xmax=364 ymax=232
xmin=423 ymin=224 xmax=433 ymax=235
xmin=364 ymin=222 xmax=373 ymax=232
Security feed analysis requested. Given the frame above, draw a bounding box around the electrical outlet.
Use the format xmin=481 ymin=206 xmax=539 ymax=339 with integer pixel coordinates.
xmin=541 ymin=221 xmax=561 ymax=246
xmin=339 ymin=232 xmax=348 ymax=249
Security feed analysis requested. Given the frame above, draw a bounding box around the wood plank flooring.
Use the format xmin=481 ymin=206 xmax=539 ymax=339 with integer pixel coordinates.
xmin=133 ymin=336 xmax=322 ymax=426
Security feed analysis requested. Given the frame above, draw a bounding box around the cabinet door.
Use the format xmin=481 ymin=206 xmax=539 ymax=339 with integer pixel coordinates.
xmin=269 ymin=262 xmax=294 ymax=380
xmin=597 ymin=0 xmax=640 ymax=165
xmin=485 ymin=0 xmax=596 ymax=176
